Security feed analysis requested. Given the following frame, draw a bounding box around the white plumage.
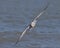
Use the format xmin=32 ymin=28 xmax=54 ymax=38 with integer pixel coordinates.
xmin=31 ymin=20 xmax=37 ymax=28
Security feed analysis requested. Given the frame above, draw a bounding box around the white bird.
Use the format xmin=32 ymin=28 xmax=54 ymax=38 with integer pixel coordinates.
xmin=14 ymin=4 xmax=49 ymax=45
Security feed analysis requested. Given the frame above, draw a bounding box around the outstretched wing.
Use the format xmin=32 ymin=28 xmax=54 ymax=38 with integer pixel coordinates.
xmin=15 ymin=26 xmax=30 ymax=45
xmin=34 ymin=3 xmax=49 ymax=21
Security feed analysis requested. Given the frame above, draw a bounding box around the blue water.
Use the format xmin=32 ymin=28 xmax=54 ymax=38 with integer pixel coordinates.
xmin=0 ymin=0 xmax=60 ymax=48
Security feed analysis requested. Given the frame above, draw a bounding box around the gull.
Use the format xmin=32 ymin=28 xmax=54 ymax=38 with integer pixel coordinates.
xmin=14 ymin=4 xmax=49 ymax=45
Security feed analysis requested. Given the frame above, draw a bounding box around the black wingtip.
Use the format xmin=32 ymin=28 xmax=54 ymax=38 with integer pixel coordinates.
xmin=14 ymin=35 xmax=20 ymax=46
xmin=43 ymin=2 xmax=50 ymax=11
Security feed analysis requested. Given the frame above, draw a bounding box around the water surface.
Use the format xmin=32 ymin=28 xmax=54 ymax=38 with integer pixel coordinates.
xmin=0 ymin=0 xmax=60 ymax=48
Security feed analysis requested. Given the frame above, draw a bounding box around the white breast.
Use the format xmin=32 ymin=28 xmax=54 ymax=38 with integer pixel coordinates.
xmin=31 ymin=20 xmax=37 ymax=27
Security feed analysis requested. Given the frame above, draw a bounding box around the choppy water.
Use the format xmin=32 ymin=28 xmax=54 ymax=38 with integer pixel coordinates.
xmin=0 ymin=0 xmax=60 ymax=48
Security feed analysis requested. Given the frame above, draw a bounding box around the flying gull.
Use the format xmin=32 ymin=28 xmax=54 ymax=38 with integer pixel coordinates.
xmin=14 ymin=4 xmax=49 ymax=45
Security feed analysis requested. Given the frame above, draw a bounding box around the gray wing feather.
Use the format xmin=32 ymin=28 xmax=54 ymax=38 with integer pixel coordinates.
xmin=34 ymin=3 xmax=49 ymax=21
xmin=15 ymin=26 xmax=30 ymax=45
